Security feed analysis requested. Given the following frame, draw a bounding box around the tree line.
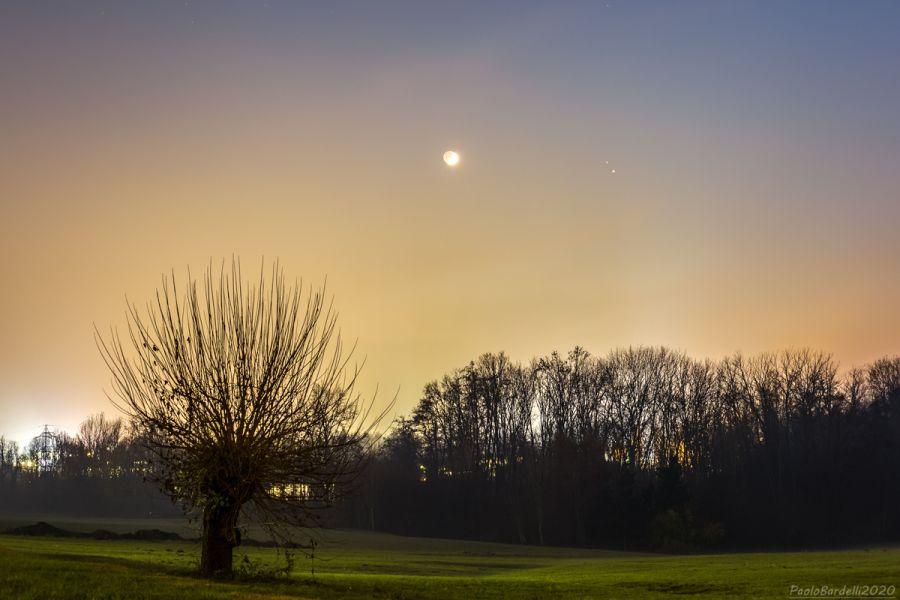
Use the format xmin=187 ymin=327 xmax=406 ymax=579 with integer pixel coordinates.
xmin=340 ymin=347 xmax=900 ymax=550
xmin=3 ymin=347 xmax=899 ymax=550
xmin=0 ymin=414 xmax=178 ymax=517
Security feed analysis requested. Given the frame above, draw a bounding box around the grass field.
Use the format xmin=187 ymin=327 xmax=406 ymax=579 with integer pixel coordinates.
xmin=0 ymin=517 xmax=897 ymax=599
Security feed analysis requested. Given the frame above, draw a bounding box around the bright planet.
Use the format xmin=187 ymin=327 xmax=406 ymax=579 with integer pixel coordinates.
xmin=443 ymin=150 xmax=460 ymax=167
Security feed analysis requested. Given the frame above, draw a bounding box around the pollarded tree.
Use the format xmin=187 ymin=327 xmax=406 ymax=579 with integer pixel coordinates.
xmin=96 ymin=260 xmax=383 ymax=576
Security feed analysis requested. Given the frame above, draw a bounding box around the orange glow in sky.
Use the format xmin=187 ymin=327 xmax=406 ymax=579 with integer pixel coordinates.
xmin=1 ymin=2 xmax=899 ymax=441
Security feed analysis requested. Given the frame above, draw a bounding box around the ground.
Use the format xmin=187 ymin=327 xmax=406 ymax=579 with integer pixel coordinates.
xmin=0 ymin=515 xmax=897 ymax=599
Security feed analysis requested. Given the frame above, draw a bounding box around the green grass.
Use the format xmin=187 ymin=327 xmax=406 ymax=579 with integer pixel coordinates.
xmin=0 ymin=519 xmax=898 ymax=599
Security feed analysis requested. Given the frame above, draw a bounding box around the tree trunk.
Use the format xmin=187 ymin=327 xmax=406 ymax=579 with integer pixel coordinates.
xmin=200 ymin=504 xmax=238 ymax=577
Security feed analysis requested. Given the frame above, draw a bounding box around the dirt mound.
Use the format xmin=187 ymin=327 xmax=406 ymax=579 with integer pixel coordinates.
xmin=4 ymin=521 xmax=80 ymax=538
xmin=90 ymin=529 xmax=120 ymax=540
xmin=120 ymin=529 xmax=183 ymax=541
xmin=3 ymin=522 xmax=184 ymax=542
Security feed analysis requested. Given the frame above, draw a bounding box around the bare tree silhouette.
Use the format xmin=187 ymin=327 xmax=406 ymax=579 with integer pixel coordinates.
xmin=96 ymin=259 xmax=384 ymax=576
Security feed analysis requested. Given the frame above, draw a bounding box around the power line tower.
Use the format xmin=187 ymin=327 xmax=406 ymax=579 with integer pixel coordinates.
xmin=34 ymin=425 xmax=58 ymax=476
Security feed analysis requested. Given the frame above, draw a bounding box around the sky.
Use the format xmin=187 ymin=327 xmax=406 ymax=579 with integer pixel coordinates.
xmin=2 ymin=1 xmax=900 ymax=445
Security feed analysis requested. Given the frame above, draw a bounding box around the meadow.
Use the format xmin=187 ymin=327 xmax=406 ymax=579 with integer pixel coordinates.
xmin=0 ymin=516 xmax=897 ymax=599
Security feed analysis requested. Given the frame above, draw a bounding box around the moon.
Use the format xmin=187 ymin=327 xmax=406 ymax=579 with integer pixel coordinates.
xmin=443 ymin=150 xmax=460 ymax=167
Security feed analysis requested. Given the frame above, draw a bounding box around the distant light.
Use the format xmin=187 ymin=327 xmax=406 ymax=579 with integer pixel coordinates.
xmin=443 ymin=150 xmax=460 ymax=167
xmin=611 ymin=169 xmax=616 ymax=174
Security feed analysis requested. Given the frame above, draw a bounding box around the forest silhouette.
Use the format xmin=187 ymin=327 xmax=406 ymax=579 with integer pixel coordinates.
xmin=2 ymin=346 xmax=898 ymax=551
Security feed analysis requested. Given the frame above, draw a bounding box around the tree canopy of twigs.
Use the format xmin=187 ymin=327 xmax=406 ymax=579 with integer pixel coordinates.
xmin=96 ymin=259 xmax=385 ymax=576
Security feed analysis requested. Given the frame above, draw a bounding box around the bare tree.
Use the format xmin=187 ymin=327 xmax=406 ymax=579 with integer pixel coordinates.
xmin=77 ymin=413 xmax=123 ymax=478
xmin=96 ymin=260 xmax=384 ymax=576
